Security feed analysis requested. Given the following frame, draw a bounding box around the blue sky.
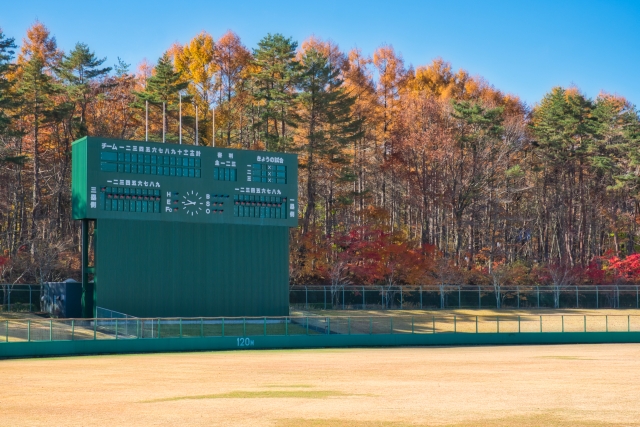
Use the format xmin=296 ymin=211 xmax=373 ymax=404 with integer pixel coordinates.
xmin=2 ymin=0 xmax=639 ymax=106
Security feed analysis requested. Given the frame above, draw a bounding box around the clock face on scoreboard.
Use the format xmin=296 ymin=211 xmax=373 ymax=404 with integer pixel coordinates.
xmin=181 ymin=190 xmax=204 ymax=216
xmin=72 ymin=137 xmax=299 ymax=227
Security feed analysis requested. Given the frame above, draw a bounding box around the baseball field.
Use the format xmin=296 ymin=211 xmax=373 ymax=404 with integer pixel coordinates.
xmin=2 ymin=343 xmax=639 ymax=427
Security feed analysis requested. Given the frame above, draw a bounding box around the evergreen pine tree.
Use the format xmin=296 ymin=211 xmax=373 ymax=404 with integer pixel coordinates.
xmin=0 ymin=30 xmax=25 ymax=165
xmin=0 ymin=30 xmax=16 ymax=137
xmin=296 ymin=47 xmax=362 ymax=233
xmin=134 ymin=53 xmax=189 ymax=142
xmin=19 ymin=54 xmax=69 ymax=237
xmin=56 ymin=42 xmax=111 ymax=138
xmin=252 ymin=34 xmax=300 ymax=151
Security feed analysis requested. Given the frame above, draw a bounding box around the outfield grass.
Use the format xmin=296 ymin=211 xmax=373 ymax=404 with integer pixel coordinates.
xmin=1 ymin=345 xmax=639 ymax=426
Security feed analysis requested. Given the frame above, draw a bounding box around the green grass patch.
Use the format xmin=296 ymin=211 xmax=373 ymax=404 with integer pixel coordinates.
xmin=264 ymin=384 xmax=314 ymax=388
xmin=537 ymin=356 xmax=597 ymax=360
xmin=142 ymin=390 xmax=348 ymax=402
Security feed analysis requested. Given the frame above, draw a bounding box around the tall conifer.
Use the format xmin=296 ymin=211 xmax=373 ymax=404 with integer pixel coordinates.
xmin=135 ymin=53 xmax=189 ymax=142
xmin=57 ymin=42 xmax=111 ymax=138
xmin=252 ymin=34 xmax=300 ymax=151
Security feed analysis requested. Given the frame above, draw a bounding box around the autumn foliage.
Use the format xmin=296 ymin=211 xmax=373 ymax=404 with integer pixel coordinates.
xmin=1 ymin=22 xmax=640 ymax=287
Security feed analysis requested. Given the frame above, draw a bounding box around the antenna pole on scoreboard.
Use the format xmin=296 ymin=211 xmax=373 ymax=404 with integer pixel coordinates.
xmin=212 ymin=106 xmax=215 ymax=147
xmin=195 ymin=105 xmax=199 ymax=146
xmin=162 ymin=102 xmax=166 ymax=143
xmin=179 ymin=94 xmax=182 ymax=145
xmin=145 ymin=101 xmax=148 ymax=141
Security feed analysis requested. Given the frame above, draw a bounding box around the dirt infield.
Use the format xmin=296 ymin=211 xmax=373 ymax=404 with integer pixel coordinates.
xmin=2 ymin=344 xmax=640 ymax=426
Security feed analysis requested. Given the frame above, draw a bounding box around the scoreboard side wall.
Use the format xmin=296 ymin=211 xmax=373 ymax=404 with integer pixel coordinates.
xmin=96 ymin=219 xmax=289 ymax=317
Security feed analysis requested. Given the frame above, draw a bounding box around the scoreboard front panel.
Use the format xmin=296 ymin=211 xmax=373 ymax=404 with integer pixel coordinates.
xmin=72 ymin=137 xmax=299 ymax=227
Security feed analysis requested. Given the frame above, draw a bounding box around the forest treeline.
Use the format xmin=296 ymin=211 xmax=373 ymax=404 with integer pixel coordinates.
xmin=1 ymin=22 xmax=640 ymax=290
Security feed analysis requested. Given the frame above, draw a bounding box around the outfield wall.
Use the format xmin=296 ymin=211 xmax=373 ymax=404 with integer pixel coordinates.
xmin=3 ymin=332 xmax=640 ymax=359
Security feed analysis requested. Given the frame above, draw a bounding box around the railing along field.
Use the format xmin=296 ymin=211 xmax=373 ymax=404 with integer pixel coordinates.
xmin=2 ymin=314 xmax=640 ymax=343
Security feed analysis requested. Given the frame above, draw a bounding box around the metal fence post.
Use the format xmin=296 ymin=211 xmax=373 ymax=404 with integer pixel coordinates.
xmin=222 ymin=318 xmax=225 ymax=337
xmin=537 ymin=287 xmax=540 ymax=308
xmin=72 ymin=320 xmax=75 ymax=341
xmin=518 ymin=316 xmax=521 ymax=333
xmin=242 ymin=318 xmax=246 ymax=336
xmin=324 ymin=287 xmax=326 ymax=310
xmin=562 ymin=315 xmax=564 ymax=333
xmin=327 ymin=317 xmax=330 ymax=335
xmin=29 ymin=285 xmax=32 ymax=311
xmin=94 ymin=319 xmax=97 ymax=340
xmin=362 ymin=286 xmax=365 ymax=309
xmin=348 ymin=317 xmax=351 ymax=335
xmin=476 ymin=316 xmax=478 ymax=334
xmin=264 ymin=317 xmax=266 ymax=336
xmin=49 ymin=320 xmax=52 ymax=341
xmin=420 ymin=286 xmax=423 ymax=309
xmin=381 ymin=286 xmax=384 ymax=309
xmin=432 ymin=316 xmax=435 ymax=334
xmin=454 ymin=315 xmax=456 ymax=333
xmin=584 ymin=315 xmax=586 ymax=333
xmin=401 ymin=288 xmax=403 ymax=310
xmin=369 ymin=317 xmax=372 ymax=335
xmin=478 ymin=286 xmax=481 ymax=309
xmin=517 ymin=286 xmax=520 ymax=309
xmin=390 ymin=317 xmax=393 ymax=334
xmin=596 ymin=286 xmax=599 ymax=309
xmin=628 ymin=315 xmax=630 ymax=333
xmin=539 ymin=316 xmax=542 ymax=333
xmin=115 ymin=319 xmax=118 ymax=340
xmin=606 ymin=315 xmax=608 ymax=333
xmin=27 ymin=320 xmax=30 ymax=342
xmin=497 ymin=316 xmax=499 ymax=333
xmin=158 ymin=319 xmax=161 ymax=339
xmin=576 ymin=286 xmax=579 ymax=309
xmin=412 ymin=316 xmax=414 ymax=334
xmin=343 ymin=287 xmax=345 ymax=310
xmin=458 ymin=287 xmax=461 ymax=308
xmin=306 ymin=317 xmax=309 ymax=335
xmin=201 ymin=318 xmax=204 ymax=337
xmin=285 ymin=317 xmax=288 ymax=336
xmin=305 ymin=286 xmax=308 ymax=310
xmin=5 ymin=320 xmax=8 ymax=342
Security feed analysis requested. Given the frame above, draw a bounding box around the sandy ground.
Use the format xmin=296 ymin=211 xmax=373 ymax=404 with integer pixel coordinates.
xmin=1 ymin=344 xmax=640 ymax=427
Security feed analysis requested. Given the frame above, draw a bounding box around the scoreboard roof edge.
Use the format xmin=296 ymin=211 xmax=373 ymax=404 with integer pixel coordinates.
xmin=71 ymin=137 xmax=299 ymax=227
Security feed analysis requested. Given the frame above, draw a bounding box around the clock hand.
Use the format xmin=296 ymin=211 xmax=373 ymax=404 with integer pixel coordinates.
xmin=184 ymin=201 xmax=196 ymax=206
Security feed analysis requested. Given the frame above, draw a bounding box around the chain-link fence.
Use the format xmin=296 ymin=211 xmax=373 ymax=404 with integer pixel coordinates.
xmin=2 ymin=314 xmax=639 ymax=343
xmin=3 ymin=285 xmax=639 ymax=316
xmin=0 ymin=284 xmax=42 ymax=313
xmin=289 ymin=285 xmax=640 ymax=310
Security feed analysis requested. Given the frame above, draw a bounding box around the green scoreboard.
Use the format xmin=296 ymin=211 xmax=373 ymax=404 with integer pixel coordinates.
xmin=72 ymin=136 xmax=298 ymax=318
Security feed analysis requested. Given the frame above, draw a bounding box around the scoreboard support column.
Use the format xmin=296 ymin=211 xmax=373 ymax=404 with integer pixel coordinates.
xmin=81 ymin=219 xmax=96 ymax=318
